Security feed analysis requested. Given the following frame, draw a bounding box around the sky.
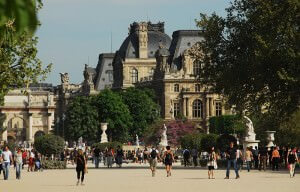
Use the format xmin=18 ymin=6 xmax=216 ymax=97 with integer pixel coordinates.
xmin=36 ymin=0 xmax=231 ymax=85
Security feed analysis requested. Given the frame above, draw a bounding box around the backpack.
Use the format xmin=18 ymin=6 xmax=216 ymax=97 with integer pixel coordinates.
xmin=150 ymin=150 xmax=157 ymax=159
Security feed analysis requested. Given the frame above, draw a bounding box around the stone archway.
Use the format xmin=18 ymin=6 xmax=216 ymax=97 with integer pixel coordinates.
xmin=7 ymin=116 xmax=27 ymax=142
xmin=7 ymin=135 xmax=16 ymax=144
xmin=34 ymin=130 xmax=45 ymax=139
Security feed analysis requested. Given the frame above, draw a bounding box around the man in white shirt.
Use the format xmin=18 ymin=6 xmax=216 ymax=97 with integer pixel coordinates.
xmin=2 ymin=146 xmax=13 ymax=180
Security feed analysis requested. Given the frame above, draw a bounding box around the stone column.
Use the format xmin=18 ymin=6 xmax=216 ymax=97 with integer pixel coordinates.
xmin=210 ymin=98 xmax=214 ymax=117
xmin=47 ymin=112 xmax=53 ymax=134
xmin=186 ymin=98 xmax=189 ymax=117
xmin=28 ymin=113 xmax=33 ymax=142
xmin=206 ymin=97 xmax=210 ymax=118
xmin=182 ymin=98 xmax=186 ymax=117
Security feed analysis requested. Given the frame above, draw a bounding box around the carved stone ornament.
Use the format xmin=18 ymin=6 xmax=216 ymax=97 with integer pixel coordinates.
xmin=60 ymin=73 xmax=70 ymax=84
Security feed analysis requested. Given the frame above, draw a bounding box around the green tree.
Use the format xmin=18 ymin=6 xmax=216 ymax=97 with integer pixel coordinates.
xmin=195 ymin=0 xmax=300 ymax=120
xmin=276 ymin=110 xmax=300 ymax=147
xmin=209 ymin=115 xmax=246 ymax=136
xmin=34 ymin=134 xmax=64 ymax=157
xmin=216 ymin=134 xmax=237 ymax=152
xmin=0 ymin=0 xmax=41 ymax=37
xmin=120 ymin=87 xmax=160 ymax=139
xmin=0 ymin=1 xmax=51 ymax=105
xmin=93 ymin=89 xmax=132 ymax=143
xmin=200 ymin=134 xmax=218 ymax=152
xmin=64 ymin=96 xmax=99 ymax=143
xmin=180 ymin=133 xmax=203 ymax=151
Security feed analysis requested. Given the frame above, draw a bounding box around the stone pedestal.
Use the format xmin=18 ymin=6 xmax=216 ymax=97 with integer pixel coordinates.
xmin=100 ymin=123 xmax=108 ymax=143
xmin=266 ymin=131 xmax=276 ymax=148
xmin=243 ymin=132 xmax=260 ymax=150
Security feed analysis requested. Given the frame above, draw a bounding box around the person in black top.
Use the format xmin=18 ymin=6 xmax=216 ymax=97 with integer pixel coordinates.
xmin=258 ymin=147 xmax=268 ymax=171
xmin=93 ymin=147 xmax=100 ymax=168
xmin=225 ymin=142 xmax=240 ymax=179
xmin=115 ymin=146 xmax=123 ymax=168
xmin=287 ymin=147 xmax=298 ymax=178
xmin=75 ymin=149 xmax=87 ymax=186
xmin=163 ymin=146 xmax=175 ymax=177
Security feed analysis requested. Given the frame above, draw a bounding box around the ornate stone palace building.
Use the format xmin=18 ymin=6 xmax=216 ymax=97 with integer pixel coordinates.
xmin=0 ymin=21 xmax=232 ymax=143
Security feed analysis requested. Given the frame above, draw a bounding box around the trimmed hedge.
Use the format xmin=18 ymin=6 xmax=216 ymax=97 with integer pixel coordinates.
xmin=92 ymin=141 xmax=123 ymax=151
xmin=34 ymin=134 xmax=65 ymax=157
xmin=42 ymin=160 xmax=66 ymax=169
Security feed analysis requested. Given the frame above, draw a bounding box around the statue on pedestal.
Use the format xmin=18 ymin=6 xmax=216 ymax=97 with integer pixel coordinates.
xmin=100 ymin=123 xmax=108 ymax=143
xmin=159 ymin=124 xmax=168 ymax=147
xmin=243 ymin=116 xmax=260 ymax=150
xmin=136 ymin=134 xmax=139 ymax=146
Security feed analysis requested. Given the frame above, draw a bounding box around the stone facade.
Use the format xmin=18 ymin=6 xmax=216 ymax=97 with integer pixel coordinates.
xmin=0 ymin=21 xmax=234 ymax=143
xmin=113 ymin=22 xmax=171 ymax=89
xmin=0 ymin=84 xmax=55 ymax=144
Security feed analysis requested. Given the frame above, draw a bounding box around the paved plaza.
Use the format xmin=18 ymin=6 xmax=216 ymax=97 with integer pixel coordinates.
xmin=1 ymin=163 xmax=299 ymax=192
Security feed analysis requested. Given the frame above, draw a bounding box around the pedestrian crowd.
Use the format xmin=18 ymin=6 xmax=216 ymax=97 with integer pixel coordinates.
xmin=1 ymin=142 xmax=299 ymax=185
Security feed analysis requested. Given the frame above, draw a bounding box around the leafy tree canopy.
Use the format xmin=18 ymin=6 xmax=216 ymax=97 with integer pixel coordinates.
xmin=64 ymin=96 xmax=99 ymax=143
xmin=0 ymin=0 xmax=51 ymax=105
xmin=196 ymin=0 xmax=300 ymax=121
xmin=209 ymin=115 xmax=246 ymax=136
xmin=0 ymin=0 xmax=41 ymax=36
xmin=120 ymin=87 xmax=160 ymax=139
xmin=93 ymin=89 xmax=132 ymax=143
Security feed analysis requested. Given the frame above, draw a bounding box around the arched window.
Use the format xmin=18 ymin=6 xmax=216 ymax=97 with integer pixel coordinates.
xmin=193 ymin=61 xmax=201 ymax=76
xmin=174 ymin=84 xmax=179 ymax=92
xmin=192 ymin=99 xmax=203 ymax=118
xmin=195 ymin=84 xmax=201 ymax=92
xmin=131 ymin=68 xmax=138 ymax=83
xmin=215 ymin=101 xmax=222 ymax=116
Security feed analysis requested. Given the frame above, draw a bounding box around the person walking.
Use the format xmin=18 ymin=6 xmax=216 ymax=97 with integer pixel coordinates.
xmin=22 ymin=149 xmax=27 ymax=169
xmin=0 ymin=148 xmax=3 ymax=176
xmin=28 ymin=149 xmax=35 ymax=172
xmin=143 ymin=148 xmax=149 ymax=164
xmin=2 ymin=146 xmax=13 ymax=180
xmin=93 ymin=147 xmax=100 ymax=168
xmin=191 ymin=148 xmax=198 ymax=167
xmin=115 ymin=145 xmax=123 ymax=168
xmin=182 ymin=148 xmax=190 ymax=167
xmin=15 ymin=148 xmax=23 ymax=180
xmin=75 ymin=149 xmax=87 ymax=186
xmin=245 ymin=147 xmax=253 ymax=172
xmin=106 ymin=147 xmax=114 ymax=168
xmin=236 ymin=146 xmax=243 ymax=171
xmin=253 ymin=146 xmax=259 ymax=169
xmin=207 ymin=147 xmax=217 ymax=179
xmin=149 ymin=146 xmax=160 ymax=177
xmin=287 ymin=147 xmax=298 ymax=178
xmin=163 ymin=146 xmax=175 ymax=177
xmin=272 ymin=146 xmax=280 ymax=171
xmin=224 ymin=142 xmax=240 ymax=179
xmin=258 ymin=147 xmax=268 ymax=171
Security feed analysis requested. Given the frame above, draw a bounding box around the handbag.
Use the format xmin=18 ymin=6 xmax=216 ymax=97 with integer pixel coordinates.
xmin=213 ymin=160 xmax=218 ymax=169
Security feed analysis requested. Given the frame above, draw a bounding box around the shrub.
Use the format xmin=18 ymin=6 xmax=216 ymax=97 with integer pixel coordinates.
xmin=209 ymin=115 xmax=245 ymax=135
xmin=216 ymin=134 xmax=237 ymax=152
xmin=200 ymin=134 xmax=218 ymax=152
xmin=180 ymin=133 xmax=203 ymax=151
xmin=34 ymin=134 xmax=65 ymax=157
xmin=92 ymin=141 xmax=123 ymax=151
xmin=42 ymin=160 xmax=66 ymax=169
